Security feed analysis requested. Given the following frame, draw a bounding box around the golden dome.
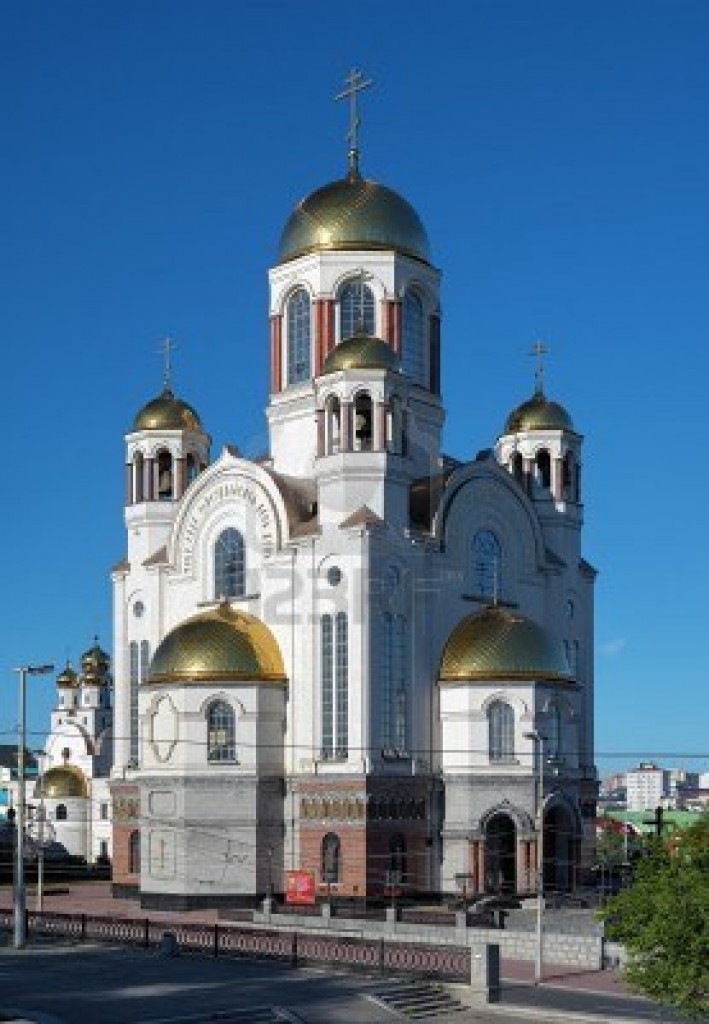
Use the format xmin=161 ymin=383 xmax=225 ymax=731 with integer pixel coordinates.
xmin=133 ymin=388 xmax=202 ymax=432
xmin=279 ymin=171 xmax=430 ymax=264
xmin=322 ymin=333 xmax=401 ymax=375
xmin=504 ymin=390 xmax=574 ymax=434
xmin=56 ymin=664 xmax=79 ymax=689
xmin=146 ymin=603 xmax=287 ymax=685
xmin=81 ymin=639 xmax=110 ymax=674
xmin=439 ymin=605 xmax=571 ymax=684
xmin=36 ymin=765 xmax=88 ymax=800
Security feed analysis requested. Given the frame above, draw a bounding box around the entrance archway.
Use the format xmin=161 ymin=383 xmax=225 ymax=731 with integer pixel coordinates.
xmin=484 ymin=813 xmax=516 ymax=893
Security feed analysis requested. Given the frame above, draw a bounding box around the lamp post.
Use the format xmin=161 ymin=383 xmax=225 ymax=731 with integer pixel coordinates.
xmin=524 ymin=729 xmax=545 ymax=985
xmin=13 ymin=663 xmax=54 ymax=948
xmin=33 ymin=751 xmax=47 ymax=913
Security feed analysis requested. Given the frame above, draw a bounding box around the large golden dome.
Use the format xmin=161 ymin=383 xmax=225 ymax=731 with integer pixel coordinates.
xmin=147 ymin=604 xmax=287 ymax=685
xmin=322 ymin=333 xmax=400 ymax=375
xmin=439 ymin=605 xmax=571 ymax=684
xmin=36 ymin=765 xmax=88 ymax=800
xmin=504 ymin=390 xmax=574 ymax=434
xmin=279 ymin=171 xmax=430 ymax=264
xmin=133 ymin=388 xmax=202 ymax=432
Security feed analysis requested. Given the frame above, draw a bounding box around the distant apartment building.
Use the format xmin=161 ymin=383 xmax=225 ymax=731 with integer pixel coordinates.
xmin=626 ymin=763 xmax=670 ymax=811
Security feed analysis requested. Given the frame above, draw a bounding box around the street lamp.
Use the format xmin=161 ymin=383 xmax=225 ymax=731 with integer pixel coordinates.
xmin=13 ymin=663 xmax=54 ymax=948
xmin=524 ymin=729 xmax=546 ymax=985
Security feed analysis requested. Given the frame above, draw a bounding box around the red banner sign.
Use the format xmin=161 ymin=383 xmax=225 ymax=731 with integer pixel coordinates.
xmin=285 ymin=870 xmax=316 ymax=905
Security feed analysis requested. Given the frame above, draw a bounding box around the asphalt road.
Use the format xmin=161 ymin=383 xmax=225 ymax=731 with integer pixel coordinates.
xmin=0 ymin=945 xmax=687 ymax=1024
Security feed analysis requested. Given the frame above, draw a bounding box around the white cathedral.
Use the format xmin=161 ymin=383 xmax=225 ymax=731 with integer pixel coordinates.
xmin=110 ymin=91 xmax=596 ymax=910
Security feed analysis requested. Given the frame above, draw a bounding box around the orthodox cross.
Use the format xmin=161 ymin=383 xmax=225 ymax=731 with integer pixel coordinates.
xmin=531 ymin=340 xmax=548 ymax=395
xmin=159 ymin=335 xmax=178 ymax=391
xmin=334 ymin=68 xmax=374 ymax=175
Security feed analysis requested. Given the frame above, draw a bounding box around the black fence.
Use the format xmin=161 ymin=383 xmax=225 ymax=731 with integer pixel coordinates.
xmin=0 ymin=909 xmax=470 ymax=983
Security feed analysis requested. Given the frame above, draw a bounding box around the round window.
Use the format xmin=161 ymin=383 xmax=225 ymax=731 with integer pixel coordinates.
xmin=327 ymin=566 xmax=342 ymax=587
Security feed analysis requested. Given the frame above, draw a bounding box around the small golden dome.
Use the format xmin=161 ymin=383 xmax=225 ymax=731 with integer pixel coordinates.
xmin=322 ymin=333 xmax=400 ymax=374
xmin=81 ymin=639 xmax=110 ymax=674
xmin=504 ymin=390 xmax=574 ymax=434
xmin=279 ymin=172 xmax=430 ymax=264
xmin=56 ymin=664 xmax=79 ymax=689
xmin=133 ymin=388 xmax=202 ymax=432
xmin=439 ymin=605 xmax=571 ymax=684
xmin=36 ymin=765 xmax=88 ymax=800
xmin=147 ymin=603 xmax=287 ymax=685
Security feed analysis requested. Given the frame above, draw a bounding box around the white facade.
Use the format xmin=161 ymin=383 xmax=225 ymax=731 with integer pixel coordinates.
xmin=110 ymin=151 xmax=597 ymax=909
xmin=626 ymin=763 xmax=670 ymax=812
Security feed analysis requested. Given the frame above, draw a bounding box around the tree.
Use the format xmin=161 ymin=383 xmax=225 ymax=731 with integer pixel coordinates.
xmin=601 ymin=814 xmax=709 ymax=1019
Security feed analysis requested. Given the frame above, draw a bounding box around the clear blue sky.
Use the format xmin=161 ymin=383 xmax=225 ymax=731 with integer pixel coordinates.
xmin=1 ymin=0 xmax=707 ymax=778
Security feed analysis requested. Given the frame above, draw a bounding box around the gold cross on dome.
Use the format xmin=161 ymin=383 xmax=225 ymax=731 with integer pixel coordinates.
xmin=530 ymin=340 xmax=548 ymax=395
xmin=159 ymin=335 xmax=178 ymax=391
xmin=334 ymin=68 xmax=374 ymax=175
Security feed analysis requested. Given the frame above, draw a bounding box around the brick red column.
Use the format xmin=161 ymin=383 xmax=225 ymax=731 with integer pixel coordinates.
xmin=175 ymin=457 xmax=186 ymax=499
xmin=384 ymin=300 xmax=402 ymax=353
xmin=316 ymin=298 xmax=336 ymax=371
xmin=316 ymin=409 xmax=325 ymax=457
xmin=270 ymin=314 xmax=283 ymax=393
xmin=429 ymin=313 xmax=441 ymax=394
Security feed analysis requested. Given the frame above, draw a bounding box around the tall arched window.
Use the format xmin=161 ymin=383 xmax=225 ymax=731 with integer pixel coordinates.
xmin=472 ymin=530 xmax=501 ymax=599
xmin=56 ymin=804 xmax=67 ymax=821
xmin=325 ymin=395 xmax=341 ymax=454
xmin=389 ymin=834 xmax=407 ymax=883
xmin=321 ymin=613 xmax=348 ymax=759
xmin=129 ymin=829 xmax=140 ymax=874
xmin=287 ymin=288 xmax=311 ymax=385
xmin=353 ymin=392 xmax=373 ymax=451
xmin=156 ymin=450 xmax=173 ymax=500
xmin=402 ymin=291 xmax=425 ymax=386
xmin=547 ymin=704 xmax=562 ymax=759
xmin=321 ymin=833 xmax=341 ymax=884
xmin=133 ymin=452 xmax=144 ymax=503
xmin=214 ymin=528 xmax=246 ymax=599
xmin=536 ymin=449 xmax=551 ymax=490
xmin=339 ymin=279 xmax=375 ymax=339
xmin=130 ymin=642 xmax=140 ymax=763
xmin=381 ymin=614 xmax=408 ymax=752
xmin=488 ymin=700 xmax=515 ymax=762
xmin=207 ymin=700 xmax=236 ymax=762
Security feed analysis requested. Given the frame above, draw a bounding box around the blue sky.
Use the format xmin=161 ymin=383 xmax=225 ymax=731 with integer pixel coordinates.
xmin=1 ymin=0 xmax=707 ymax=778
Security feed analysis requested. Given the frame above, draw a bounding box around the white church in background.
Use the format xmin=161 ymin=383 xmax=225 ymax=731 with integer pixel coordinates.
xmin=110 ymin=74 xmax=597 ymax=910
xmin=30 ymin=644 xmax=114 ymax=863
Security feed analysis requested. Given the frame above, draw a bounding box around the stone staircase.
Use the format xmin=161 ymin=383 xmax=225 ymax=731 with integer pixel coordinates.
xmin=368 ymin=981 xmax=468 ymax=1020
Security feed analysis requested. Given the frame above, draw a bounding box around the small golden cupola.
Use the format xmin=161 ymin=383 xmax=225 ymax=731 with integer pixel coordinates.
xmin=126 ymin=339 xmax=211 ymax=507
xmin=35 ymin=764 xmax=89 ymax=800
xmin=146 ymin=603 xmax=287 ymax=686
xmin=496 ymin=342 xmax=581 ymax=506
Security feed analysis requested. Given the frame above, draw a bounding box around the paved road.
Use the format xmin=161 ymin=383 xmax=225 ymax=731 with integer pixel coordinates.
xmin=0 ymin=945 xmax=687 ymax=1024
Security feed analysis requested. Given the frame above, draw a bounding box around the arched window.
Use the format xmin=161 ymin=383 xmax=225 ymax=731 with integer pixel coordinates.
xmin=56 ymin=804 xmax=68 ymax=821
xmin=389 ymin=834 xmax=407 ymax=883
xmin=325 ymin=395 xmax=341 ymax=454
xmin=156 ymin=450 xmax=173 ymax=500
xmin=381 ymin=614 xmax=408 ymax=752
xmin=286 ymin=288 xmax=311 ymax=385
xmin=353 ymin=393 xmax=373 ymax=451
xmin=129 ymin=642 xmax=139 ymax=764
xmin=321 ymin=833 xmax=341 ymax=884
xmin=488 ymin=701 xmax=515 ymax=762
xmin=321 ymin=613 xmax=348 ymax=759
xmin=321 ymin=615 xmax=334 ymax=759
xmin=129 ymin=830 xmax=140 ymax=874
xmin=335 ymin=612 xmax=349 ymax=757
xmin=207 ymin=700 xmax=236 ymax=762
xmin=471 ymin=530 xmax=501 ymax=599
xmin=547 ymin=704 xmax=562 ymax=759
xmin=339 ymin=279 xmax=375 ymax=339
xmin=214 ymin=528 xmax=246 ymax=599
xmin=402 ymin=291 xmax=425 ymax=386
xmin=133 ymin=452 xmax=144 ymax=503
xmin=388 ymin=396 xmax=404 ymax=455
xmin=536 ymin=449 xmax=551 ymax=490
xmin=186 ymin=453 xmax=199 ymax=485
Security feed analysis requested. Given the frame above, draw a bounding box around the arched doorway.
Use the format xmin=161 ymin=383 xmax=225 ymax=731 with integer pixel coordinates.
xmin=543 ymin=805 xmax=576 ymax=892
xmin=485 ymin=813 xmax=516 ymax=893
